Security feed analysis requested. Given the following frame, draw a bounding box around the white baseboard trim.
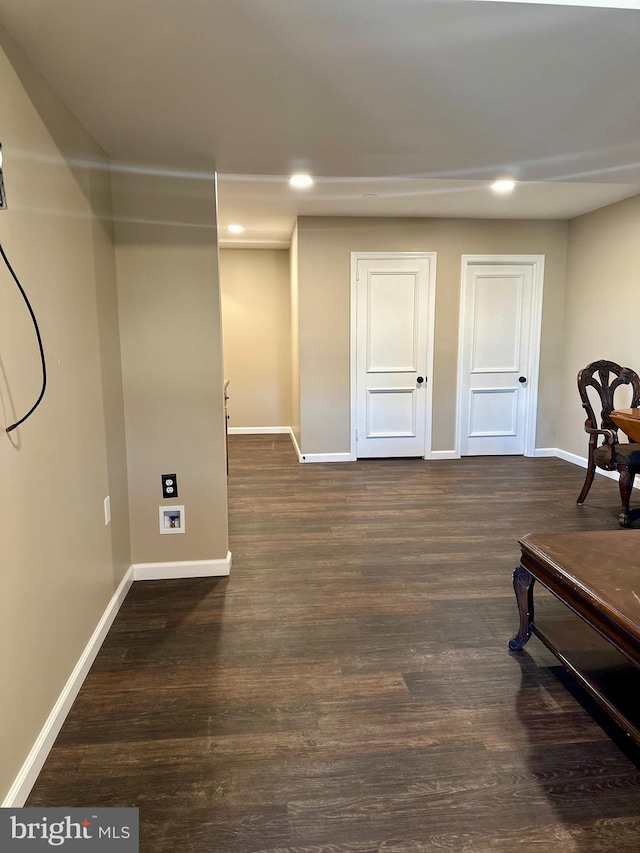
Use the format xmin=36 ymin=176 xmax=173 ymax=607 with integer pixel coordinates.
xmin=427 ymin=450 xmax=459 ymax=460
xmin=132 ymin=552 xmax=232 ymax=581
xmin=555 ymin=448 xmax=590 ymax=469
xmin=2 ymin=566 xmax=135 ymax=808
xmin=228 ymin=426 xmax=290 ymax=435
xmin=532 ymin=447 xmax=557 ymax=457
xmin=300 ymin=452 xmax=356 ymax=463
xmin=288 ymin=428 xmax=302 ymax=462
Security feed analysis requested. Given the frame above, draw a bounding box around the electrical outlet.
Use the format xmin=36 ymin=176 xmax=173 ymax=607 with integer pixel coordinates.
xmin=162 ymin=473 xmax=178 ymax=499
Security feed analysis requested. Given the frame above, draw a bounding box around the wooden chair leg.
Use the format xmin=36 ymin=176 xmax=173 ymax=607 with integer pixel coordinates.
xmin=577 ymin=456 xmax=596 ymax=505
xmin=617 ymin=465 xmax=635 ymax=527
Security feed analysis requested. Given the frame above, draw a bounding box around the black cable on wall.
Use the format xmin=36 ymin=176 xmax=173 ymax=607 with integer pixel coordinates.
xmin=1 ymin=242 xmax=47 ymax=433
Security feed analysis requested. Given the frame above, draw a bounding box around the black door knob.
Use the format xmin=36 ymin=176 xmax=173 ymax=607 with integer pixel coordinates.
xmin=417 ymin=376 xmax=424 ymax=384
xmin=518 ymin=376 xmax=527 ymax=383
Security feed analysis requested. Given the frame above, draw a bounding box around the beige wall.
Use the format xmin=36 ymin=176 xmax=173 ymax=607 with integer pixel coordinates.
xmin=297 ymin=216 xmax=568 ymax=454
xmin=559 ymin=194 xmax=640 ymax=458
xmin=290 ymin=222 xmax=301 ymax=446
xmin=220 ymin=248 xmax=290 ymax=428
xmin=113 ymin=169 xmax=228 ymax=564
xmin=0 ymin=27 xmax=129 ymax=801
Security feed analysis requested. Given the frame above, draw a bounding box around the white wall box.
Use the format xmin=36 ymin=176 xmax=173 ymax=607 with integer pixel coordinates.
xmin=159 ymin=505 xmax=185 ymax=534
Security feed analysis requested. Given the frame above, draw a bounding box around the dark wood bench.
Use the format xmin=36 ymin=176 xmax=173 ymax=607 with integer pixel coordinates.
xmin=509 ymin=530 xmax=640 ymax=744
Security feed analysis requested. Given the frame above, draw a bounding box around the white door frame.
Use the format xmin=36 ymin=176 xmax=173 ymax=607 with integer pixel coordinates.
xmin=350 ymin=252 xmax=437 ymax=460
xmin=455 ymin=254 xmax=545 ymax=459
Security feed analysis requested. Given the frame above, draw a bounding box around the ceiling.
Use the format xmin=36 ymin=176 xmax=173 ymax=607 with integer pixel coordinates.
xmin=0 ymin=0 xmax=638 ymax=246
xmin=217 ymin=175 xmax=640 ymax=247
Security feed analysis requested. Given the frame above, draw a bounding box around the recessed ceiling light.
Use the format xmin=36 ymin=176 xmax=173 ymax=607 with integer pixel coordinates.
xmin=491 ymin=179 xmax=516 ymax=194
xmin=228 ymin=224 xmax=245 ymax=234
xmin=289 ymin=174 xmax=314 ymax=189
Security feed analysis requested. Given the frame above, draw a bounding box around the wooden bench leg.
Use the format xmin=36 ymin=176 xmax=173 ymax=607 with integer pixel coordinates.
xmin=508 ymin=565 xmax=535 ymax=651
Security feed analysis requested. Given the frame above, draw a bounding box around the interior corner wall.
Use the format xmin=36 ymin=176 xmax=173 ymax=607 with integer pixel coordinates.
xmin=289 ymin=221 xmax=301 ymax=447
xmin=558 ymin=193 xmax=640 ymax=459
xmin=112 ymin=168 xmax=229 ymax=565
xmin=89 ymin=164 xmax=131 ymax=586
xmin=0 ymin=26 xmax=129 ymax=802
xmin=296 ymin=216 xmax=568 ymax=455
xmin=220 ymin=248 xmax=291 ymax=429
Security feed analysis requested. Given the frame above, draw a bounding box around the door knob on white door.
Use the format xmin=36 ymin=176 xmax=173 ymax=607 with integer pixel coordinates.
xmin=518 ymin=376 xmax=527 ymax=383
xmin=417 ymin=376 xmax=425 ymax=384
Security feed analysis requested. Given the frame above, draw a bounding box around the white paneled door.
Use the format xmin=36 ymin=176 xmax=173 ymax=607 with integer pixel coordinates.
xmin=457 ymin=257 xmax=544 ymax=456
xmin=354 ymin=254 xmax=436 ymax=458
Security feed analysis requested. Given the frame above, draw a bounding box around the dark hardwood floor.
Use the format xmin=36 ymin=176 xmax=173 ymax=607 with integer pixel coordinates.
xmin=28 ymin=436 xmax=640 ymax=851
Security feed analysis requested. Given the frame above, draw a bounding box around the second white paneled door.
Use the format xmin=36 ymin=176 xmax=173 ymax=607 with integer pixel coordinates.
xmin=353 ymin=254 xmax=436 ymax=458
xmin=457 ymin=256 xmax=544 ymax=456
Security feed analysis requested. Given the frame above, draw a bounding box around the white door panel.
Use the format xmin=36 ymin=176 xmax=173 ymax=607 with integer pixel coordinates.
xmin=468 ymin=388 xmax=519 ymax=456
xmin=470 ymin=275 xmax=523 ymax=372
xmin=355 ymin=255 xmax=435 ymax=458
xmin=458 ymin=258 xmax=544 ymax=456
xmin=367 ymin=388 xmax=417 ymax=438
xmin=367 ymin=273 xmax=419 ymax=372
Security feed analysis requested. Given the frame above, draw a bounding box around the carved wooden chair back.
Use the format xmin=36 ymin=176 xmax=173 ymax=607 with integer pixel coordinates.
xmin=577 ymin=359 xmax=640 ymax=439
